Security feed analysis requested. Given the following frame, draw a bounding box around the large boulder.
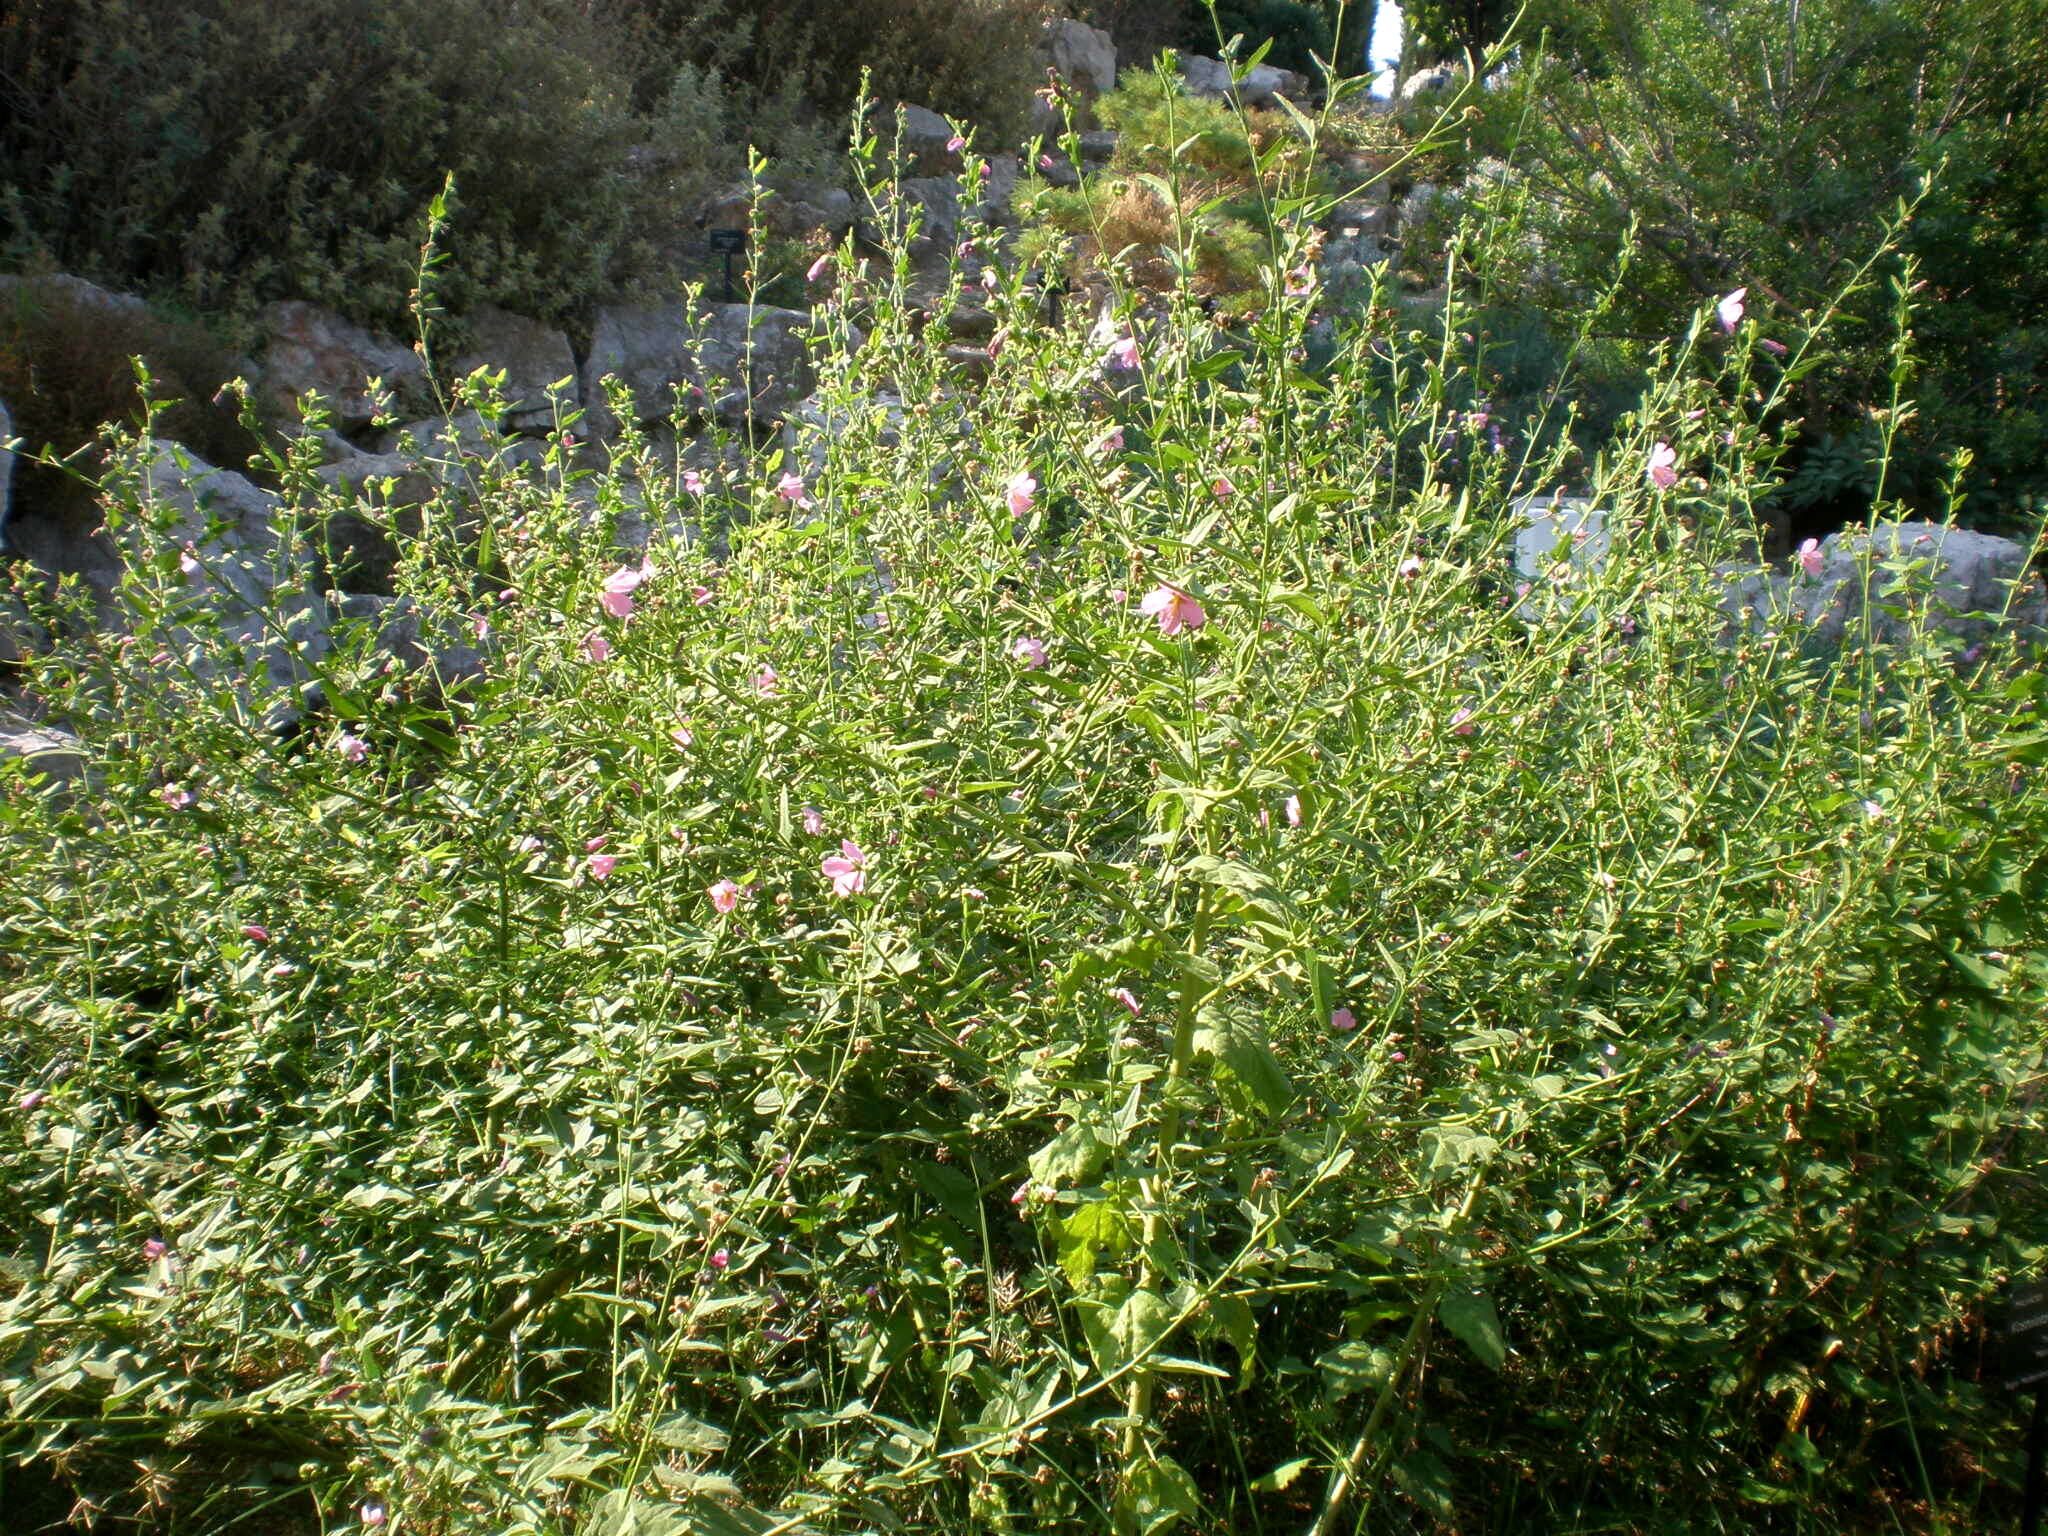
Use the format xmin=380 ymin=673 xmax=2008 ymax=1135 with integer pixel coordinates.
xmin=1179 ymin=54 xmax=1305 ymax=108
xmin=0 ymin=716 xmax=85 ymax=787
xmin=448 ymin=307 xmax=578 ymax=432
xmin=0 ymin=272 xmax=149 ymax=325
xmin=1399 ymin=65 xmax=1461 ymax=102
xmin=869 ymin=177 xmax=961 ymax=258
xmin=1031 ymin=18 xmax=1117 ymax=133
xmin=1764 ymin=522 xmax=2047 ymax=645
xmin=692 ymin=178 xmax=856 ymax=242
xmin=580 ymin=303 xmax=830 ymax=435
xmin=256 ymin=301 xmax=432 ymax=430
xmin=894 ymin=103 xmax=959 ymax=169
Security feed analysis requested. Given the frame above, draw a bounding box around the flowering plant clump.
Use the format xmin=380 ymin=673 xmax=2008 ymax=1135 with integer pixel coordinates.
xmin=0 ymin=49 xmax=2043 ymax=1536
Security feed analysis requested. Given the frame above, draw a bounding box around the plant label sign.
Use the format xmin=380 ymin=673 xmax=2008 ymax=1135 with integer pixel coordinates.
xmin=708 ymin=228 xmax=747 ymax=254
xmin=1997 ymin=1280 xmax=2048 ymax=1390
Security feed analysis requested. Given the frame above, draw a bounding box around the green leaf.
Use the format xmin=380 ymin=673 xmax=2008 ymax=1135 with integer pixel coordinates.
xmin=1438 ymin=1287 xmax=1507 ymax=1371
xmin=1076 ymin=1283 xmax=1175 ymax=1378
xmin=1029 ymin=1122 xmax=1110 ymax=1187
xmin=1056 ymin=1197 xmax=1133 ymax=1286
xmin=648 ymin=1410 xmax=731 ymax=1454
xmin=1317 ymin=1339 xmax=1398 ymax=1396
xmin=1117 ymin=1452 xmax=1201 ymax=1535
xmin=1192 ymin=1007 xmax=1293 ymax=1114
xmin=1251 ymin=1457 xmax=1314 ymax=1493
xmin=910 ymin=1161 xmax=982 ymax=1235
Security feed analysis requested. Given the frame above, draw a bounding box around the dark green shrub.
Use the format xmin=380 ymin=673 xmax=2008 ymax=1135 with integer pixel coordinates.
xmin=0 ymin=0 xmax=676 ymax=331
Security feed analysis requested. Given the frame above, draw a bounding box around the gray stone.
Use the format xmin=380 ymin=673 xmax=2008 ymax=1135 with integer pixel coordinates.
xmin=695 ymin=178 xmax=855 ymax=241
xmin=1791 ymin=521 xmax=2047 ymax=645
xmin=0 ymin=399 xmax=13 ymax=550
xmin=895 ymin=103 xmax=958 ymax=166
xmin=331 ymin=593 xmax=485 ymax=687
xmin=256 ymin=301 xmax=432 ymax=430
xmin=581 ymin=303 xmax=830 ymax=435
xmin=448 ymin=307 xmax=578 ymax=432
xmin=1045 ymin=18 xmax=1117 ymax=96
xmin=1400 ymin=66 xmax=1461 ymax=102
xmin=977 ymin=155 xmax=1022 ymax=225
xmin=0 ymin=716 xmax=85 ymax=786
xmin=1513 ymin=495 xmax=1609 ymax=583
xmin=1179 ymin=55 xmax=1304 ymax=108
xmin=0 ymin=272 xmax=149 ymax=324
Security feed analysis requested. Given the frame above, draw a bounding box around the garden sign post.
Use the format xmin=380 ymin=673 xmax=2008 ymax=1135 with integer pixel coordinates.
xmin=1997 ymin=1280 xmax=2048 ymax=1535
xmin=709 ymin=228 xmax=745 ymax=303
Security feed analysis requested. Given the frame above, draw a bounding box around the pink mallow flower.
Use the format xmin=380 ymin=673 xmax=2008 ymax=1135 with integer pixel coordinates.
xmin=807 ymin=253 xmax=832 ymax=284
xmin=161 ymin=785 xmax=196 ymax=811
xmin=1139 ymin=584 xmax=1207 ymax=637
xmin=1398 ymin=555 xmax=1425 ymax=579
xmin=1088 ymin=425 xmax=1124 ymax=458
xmin=1797 ymin=538 xmax=1824 ymax=578
xmin=822 ymin=840 xmax=867 ymax=897
xmin=336 ymin=732 xmax=369 ymax=763
xmin=583 ymin=631 xmax=612 ymax=663
xmin=753 ymin=664 xmax=780 ymax=696
xmin=1647 ymin=441 xmax=1678 ymax=490
xmin=242 ymin=924 xmax=271 ymax=943
xmin=586 ymin=853 xmax=618 ymax=881
xmin=1450 ymin=707 xmax=1476 ymax=736
xmin=1111 ymin=987 xmax=1141 ymax=1018
xmin=776 ymin=473 xmax=812 ymax=507
xmin=801 ymin=807 xmax=827 ymax=836
xmin=1011 ymin=635 xmax=1048 ymax=669
xmin=1211 ymin=475 xmax=1236 ymax=499
xmin=707 ymin=879 xmax=741 ymax=914
xmin=600 ymin=563 xmax=650 ymax=619
xmin=1331 ymin=1007 xmax=1357 ymax=1032
xmin=1717 ymin=287 xmax=1746 ymax=334
xmin=1284 ymin=794 xmax=1302 ymax=828
xmin=1006 ymin=471 xmax=1038 ymax=518
xmin=946 ymin=134 xmax=967 ymax=153
xmin=1106 ymin=336 xmax=1140 ymax=371
xmin=682 ymin=469 xmax=705 ymax=495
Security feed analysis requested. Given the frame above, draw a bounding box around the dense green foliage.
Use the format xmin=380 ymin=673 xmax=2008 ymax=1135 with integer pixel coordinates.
xmin=1 ymin=79 xmax=2044 ymax=1535
xmin=1431 ymin=0 xmax=2048 ymax=527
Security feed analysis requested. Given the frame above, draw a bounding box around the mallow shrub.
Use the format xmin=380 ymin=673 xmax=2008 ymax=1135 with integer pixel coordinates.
xmin=1 ymin=55 xmax=2044 ymax=1536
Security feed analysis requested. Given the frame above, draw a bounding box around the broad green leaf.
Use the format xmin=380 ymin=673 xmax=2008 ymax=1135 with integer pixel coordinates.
xmin=1117 ymin=1451 xmax=1201 ymax=1535
xmin=1438 ymin=1287 xmax=1507 ymax=1371
xmin=1029 ymin=1122 xmax=1110 ymax=1187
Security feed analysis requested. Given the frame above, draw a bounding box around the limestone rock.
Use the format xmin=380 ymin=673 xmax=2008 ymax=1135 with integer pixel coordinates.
xmin=256 ymin=301 xmax=432 ymax=430
xmin=448 ymin=307 xmax=579 ymax=432
xmin=581 ymin=303 xmax=829 ymax=435
xmin=0 ymin=716 xmax=85 ymax=786
xmin=894 ymin=103 xmax=959 ymax=168
xmin=1400 ymin=66 xmax=1461 ymax=102
xmin=1046 ymin=19 xmax=1117 ymax=96
xmin=1791 ymin=521 xmax=2047 ymax=645
xmin=1179 ymin=55 xmax=1304 ymax=108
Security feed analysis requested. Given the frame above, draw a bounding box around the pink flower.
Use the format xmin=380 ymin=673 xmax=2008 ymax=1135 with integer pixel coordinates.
xmin=1285 ymin=266 xmax=1313 ymax=296
xmin=709 ymin=1248 xmax=731 ymax=1271
xmin=161 ymin=786 xmax=195 ymax=811
xmin=1717 ymin=287 xmax=1746 ymax=334
xmin=143 ymin=1237 xmax=168 ymax=1260
xmin=1863 ymin=799 xmax=1886 ymax=821
xmin=584 ymin=835 xmax=610 ymax=852
xmin=1111 ymin=987 xmax=1141 ymax=1017
xmin=1006 ymin=470 xmax=1037 ymax=518
xmin=946 ymin=134 xmax=967 ymax=152
xmin=1796 ymin=537 xmax=1824 ymax=578
xmin=1331 ymin=1007 xmax=1357 ymax=1032
xmin=1088 ymin=425 xmax=1124 ymax=457
xmin=1284 ymin=794 xmax=1302 ymax=828
xmin=601 ymin=564 xmax=650 ymax=618
xmin=360 ymin=1501 xmax=387 ymax=1529
xmin=586 ymin=853 xmax=618 ymax=880
xmin=682 ymin=470 xmax=705 ymax=495
xmin=671 ymin=724 xmax=694 ymax=749
xmin=1011 ymin=635 xmax=1048 ymax=669
xmin=1106 ymin=336 xmax=1140 ymax=371
xmin=1138 ymin=584 xmax=1207 ymax=637
xmin=336 ymin=732 xmax=368 ymax=763
xmin=1758 ymin=337 xmax=1788 ymax=357
xmin=707 ymin=879 xmax=741 ymax=914
xmin=753 ymin=664 xmax=779 ymax=695
xmin=21 ymin=1089 xmax=47 ymax=1111
xmin=1211 ymin=475 xmax=1236 ymax=499
xmin=981 ymin=267 xmax=999 ymax=292
xmin=241 ymin=924 xmax=270 ymax=943
xmin=822 ymin=840 xmax=867 ymax=897
xmin=801 ymin=806 xmax=826 ymax=836
xmin=692 ymin=585 xmax=714 ymax=606
xmin=582 ymin=631 xmax=612 ymax=663
xmin=1038 ymin=153 xmax=1056 ymax=170
xmin=1450 ymin=707 xmax=1476 ymax=736
xmin=1397 ymin=555 xmax=1424 ymax=578
xmin=776 ymin=472 xmax=812 ymax=507
xmin=807 ymin=253 xmax=832 ymax=284
xmin=178 ymin=544 xmax=201 ymax=577
xmin=1647 ymin=440 xmax=1678 ymax=490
